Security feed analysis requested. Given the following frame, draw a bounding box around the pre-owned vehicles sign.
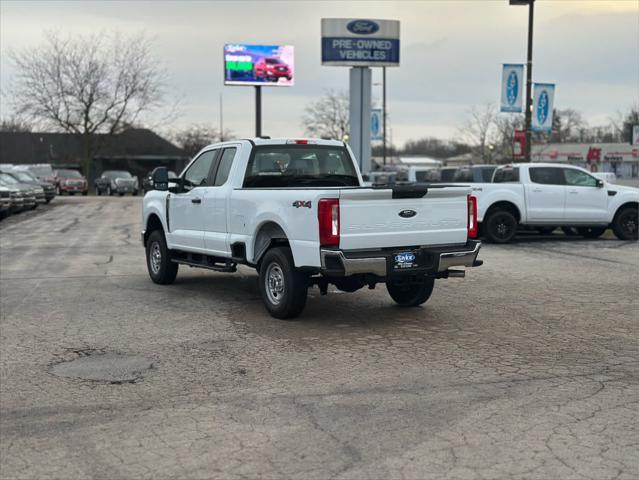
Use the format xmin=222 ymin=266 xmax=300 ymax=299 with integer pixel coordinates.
xmin=321 ymin=18 xmax=400 ymax=67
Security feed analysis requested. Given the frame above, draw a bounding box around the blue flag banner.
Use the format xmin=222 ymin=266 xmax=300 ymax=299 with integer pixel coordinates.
xmin=500 ymin=64 xmax=524 ymax=113
xmin=371 ymin=109 xmax=383 ymax=140
xmin=532 ymin=83 xmax=556 ymax=133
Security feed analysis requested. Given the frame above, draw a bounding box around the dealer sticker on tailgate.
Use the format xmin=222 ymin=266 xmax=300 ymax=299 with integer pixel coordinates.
xmin=393 ymin=251 xmax=418 ymax=270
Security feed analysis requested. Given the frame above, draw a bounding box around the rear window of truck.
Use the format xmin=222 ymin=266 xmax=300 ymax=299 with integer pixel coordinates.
xmin=493 ymin=167 xmax=520 ymax=183
xmin=243 ymin=145 xmax=359 ymax=188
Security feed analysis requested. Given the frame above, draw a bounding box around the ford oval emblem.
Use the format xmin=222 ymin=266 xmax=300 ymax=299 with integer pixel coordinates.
xmin=398 ymin=209 xmax=417 ymax=218
xmin=347 ymin=19 xmax=380 ymax=35
xmin=506 ymin=70 xmax=518 ymax=106
xmin=537 ymin=89 xmax=549 ymax=125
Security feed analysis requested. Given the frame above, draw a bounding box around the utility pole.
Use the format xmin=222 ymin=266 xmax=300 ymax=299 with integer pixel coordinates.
xmin=511 ymin=0 xmax=535 ymax=162
xmin=382 ymin=67 xmax=387 ymax=166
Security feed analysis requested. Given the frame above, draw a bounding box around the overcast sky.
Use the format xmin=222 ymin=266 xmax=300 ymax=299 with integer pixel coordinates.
xmin=1 ymin=0 xmax=637 ymax=146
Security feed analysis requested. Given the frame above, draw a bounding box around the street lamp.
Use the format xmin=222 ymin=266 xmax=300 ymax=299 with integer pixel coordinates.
xmin=510 ymin=0 xmax=535 ymax=162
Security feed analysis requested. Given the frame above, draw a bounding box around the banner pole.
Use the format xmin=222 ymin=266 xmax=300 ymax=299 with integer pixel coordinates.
xmin=524 ymin=0 xmax=535 ymax=162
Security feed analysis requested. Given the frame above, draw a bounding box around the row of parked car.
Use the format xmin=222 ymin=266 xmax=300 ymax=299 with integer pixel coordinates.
xmin=0 ymin=165 xmax=57 ymax=220
xmin=0 ymin=163 xmax=180 ymax=220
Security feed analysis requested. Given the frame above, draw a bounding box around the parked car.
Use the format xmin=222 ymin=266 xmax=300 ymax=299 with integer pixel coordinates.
xmin=95 ymin=170 xmax=139 ymax=196
xmin=53 ymin=169 xmax=88 ymax=195
xmin=0 ymin=186 xmax=12 ymax=219
xmin=467 ymin=163 xmax=638 ymax=243
xmin=142 ymin=138 xmax=482 ymax=319
xmin=453 ymin=165 xmax=498 ymax=183
xmin=0 ymin=173 xmax=38 ymax=210
xmin=18 ymin=164 xmax=56 ymax=184
xmin=6 ymin=168 xmax=55 ymax=203
xmin=254 ymin=57 xmax=292 ymax=82
xmin=143 ymin=170 xmax=177 ymax=193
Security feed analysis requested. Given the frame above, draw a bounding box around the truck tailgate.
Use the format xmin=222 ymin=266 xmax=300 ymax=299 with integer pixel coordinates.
xmin=338 ymin=187 xmax=470 ymax=250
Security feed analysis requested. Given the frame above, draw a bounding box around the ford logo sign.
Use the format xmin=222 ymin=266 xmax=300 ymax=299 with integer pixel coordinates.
xmin=537 ymin=89 xmax=549 ymax=125
xmin=398 ymin=209 xmax=417 ymax=218
xmin=347 ymin=20 xmax=379 ymax=35
xmin=506 ymin=70 xmax=518 ymax=106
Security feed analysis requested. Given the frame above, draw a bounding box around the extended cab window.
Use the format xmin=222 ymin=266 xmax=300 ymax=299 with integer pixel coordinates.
xmin=183 ymin=150 xmax=216 ymax=189
xmin=564 ymin=168 xmax=597 ymax=187
xmin=213 ymin=148 xmax=237 ymax=186
xmin=243 ymin=145 xmax=359 ymax=188
xmin=529 ymin=167 xmax=565 ymax=185
xmin=493 ymin=167 xmax=519 ymax=183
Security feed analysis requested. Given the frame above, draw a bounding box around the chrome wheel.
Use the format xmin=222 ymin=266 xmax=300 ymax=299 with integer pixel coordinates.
xmin=265 ymin=262 xmax=285 ymax=305
xmin=149 ymin=241 xmax=162 ymax=274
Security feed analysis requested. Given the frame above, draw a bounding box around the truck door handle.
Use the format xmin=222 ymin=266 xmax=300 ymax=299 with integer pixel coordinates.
xmin=191 ymin=198 xmax=202 ymax=204
xmin=532 ymin=188 xmax=542 ymax=193
xmin=568 ymin=190 xmax=578 ymax=194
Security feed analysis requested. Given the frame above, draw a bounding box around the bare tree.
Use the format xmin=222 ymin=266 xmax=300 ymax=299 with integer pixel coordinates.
xmin=493 ymin=113 xmax=524 ymax=158
xmin=459 ymin=104 xmax=498 ymax=162
xmin=172 ymin=124 xmax=235 ymax=157
xmin=0 ymin=115 xmax=31 ymax=132
xmin=550 ymin=108 xmax=587 ymax=143
xmin=8 ymin=31 xmax=170 ymax=177
xmin=610 ymin=104 xmax=639 ymax=143
xmin=301 ymin=90 xmax=349 ymax=140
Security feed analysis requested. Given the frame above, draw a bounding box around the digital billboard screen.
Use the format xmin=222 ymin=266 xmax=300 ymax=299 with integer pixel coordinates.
xmin=224 ymin=44 xmax=294 ymax=87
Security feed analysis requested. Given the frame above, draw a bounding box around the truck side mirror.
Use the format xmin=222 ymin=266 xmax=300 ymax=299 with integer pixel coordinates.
xmin=151 ymin=167 xmax=169 ymax=191
xmin=596 ymin=179 xmax=604 ymax=188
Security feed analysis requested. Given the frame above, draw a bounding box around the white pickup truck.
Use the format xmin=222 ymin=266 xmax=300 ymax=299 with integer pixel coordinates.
xmin=142 ymin=138 xmax=482 ymax=318
xmin=471 ymin=163 xmax=638 ymax=243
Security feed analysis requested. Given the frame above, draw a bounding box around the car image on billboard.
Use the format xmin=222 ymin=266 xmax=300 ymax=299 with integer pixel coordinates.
xmin=224 ymin=44 xmax=294 ymax=86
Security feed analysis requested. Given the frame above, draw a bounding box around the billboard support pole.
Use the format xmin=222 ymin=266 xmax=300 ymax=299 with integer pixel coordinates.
xmin=255 ymin=86 xmax=262 ymax=137
xmin=348 ymin=67 xmax=372 ymax=174
xmin=382 ymin=66 xmax=387 ymax=166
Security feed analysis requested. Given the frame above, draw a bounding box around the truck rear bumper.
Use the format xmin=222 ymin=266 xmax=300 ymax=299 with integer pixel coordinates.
xmin=320 ymin=240 xmax=482 ymax=278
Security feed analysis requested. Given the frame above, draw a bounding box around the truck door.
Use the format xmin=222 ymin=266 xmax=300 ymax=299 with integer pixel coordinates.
xmin=167 ymin=149 xmax=218 ymax=251
xmin=562 ymin=168 xmax=608 ymax=222
xmin=203 ymin=147 xmax=238 ymax=256
xmin=525 ymin=167 xmax=565 ymax=221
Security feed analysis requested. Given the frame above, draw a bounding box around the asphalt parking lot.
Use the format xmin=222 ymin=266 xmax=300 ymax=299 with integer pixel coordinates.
xmin=1 ymin=196 xmax=638 ymax=480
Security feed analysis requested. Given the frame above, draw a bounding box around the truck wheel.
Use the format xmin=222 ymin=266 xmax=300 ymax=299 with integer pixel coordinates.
xmin=146 ymin=230 xmax=178 ymax=284
xmin=576 ymin=227 xmax=606 ymax=239
xmin=387 ymin=278 xmax=435 ymax=307
xmin=484 ymin=210 xmax=518 ymax=243
xmin=259 ymin=247 xmax=308 ymax=319
xmin=612 ymin=206 xmax=638 ymax=240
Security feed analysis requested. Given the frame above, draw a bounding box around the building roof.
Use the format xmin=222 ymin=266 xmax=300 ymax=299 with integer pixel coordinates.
xmin=0 ymin=128 xmax=188 ymax=165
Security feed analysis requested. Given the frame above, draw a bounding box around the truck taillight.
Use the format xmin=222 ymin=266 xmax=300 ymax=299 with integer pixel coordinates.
xmin=318 ymin=198 xmax=340 ymax=247
xmin=468 ymin=195 xmax=478 ymax=239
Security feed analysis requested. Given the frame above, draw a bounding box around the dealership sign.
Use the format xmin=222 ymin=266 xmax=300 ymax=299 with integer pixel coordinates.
xmin=224 ymin=44 xmax=294 ymax=86
xmin=321 ymin=18 xmax=400 ymax=66
xmin=532 ymin=83 xmax=555 ymax=133
xmin=500 ymin=64 xmax=524 ymax=112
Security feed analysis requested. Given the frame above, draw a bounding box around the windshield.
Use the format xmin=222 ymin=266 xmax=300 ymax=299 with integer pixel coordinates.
xmin=243 ymin=145 xmax=359 ymax=188
xmin=12 ymin=171 xmax=36 ymax=182
xmin=57 ymin=169 xmax=83 ymax=178
xmin=104 ymin=171 xmax=133 ymax=179
xmin=29 ymin=165 xmax=53 ymax=177
xmin=265 ymin=58 xmax=283 ymax=65
xmin=0 ymin=173 xmax=19 ymax=185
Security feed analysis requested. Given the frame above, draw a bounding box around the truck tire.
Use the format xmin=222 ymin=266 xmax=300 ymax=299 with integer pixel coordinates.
xmin=576 ymin=226 xmax=606 ymax=239
xmin=611 ymin=206 xmax=638 ymax=240
xmin=259 ymin=247 xmax=308 ymax=319
xmin=387 ymin=278 xmax=435 ymax=307
xmin=146 ymin=230 xmax=178 ymax=285
xmin=484 ymin=210 xmax=518 ymax=243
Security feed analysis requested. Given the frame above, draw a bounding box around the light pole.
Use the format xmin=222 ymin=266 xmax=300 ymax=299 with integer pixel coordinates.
xmin=510 ymin=0 xmax=534 ymax=162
